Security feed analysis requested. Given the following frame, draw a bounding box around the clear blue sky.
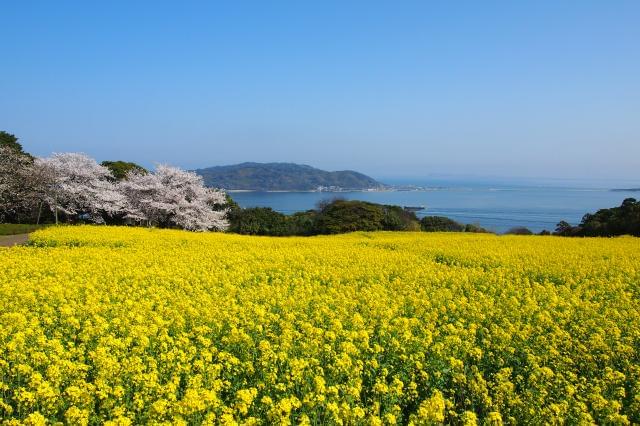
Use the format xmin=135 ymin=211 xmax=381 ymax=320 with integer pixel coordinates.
xmin=2 ymin=1 xmax=639 ymax=183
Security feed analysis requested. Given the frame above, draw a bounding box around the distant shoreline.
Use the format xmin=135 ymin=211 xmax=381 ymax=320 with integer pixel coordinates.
xmin=224 ymin=186 xmax=640 ymax=193
xmin=226 ymin=187 xmax=637 ymax=193
xmin=225 ymin=187 xmax=448 ymax=193
xmin=226 ymin=188 xmax=390 ymax=193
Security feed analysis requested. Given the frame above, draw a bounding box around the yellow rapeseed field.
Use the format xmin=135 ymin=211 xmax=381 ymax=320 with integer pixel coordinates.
xmin=1 ymin=226 xmax=639 ymax=425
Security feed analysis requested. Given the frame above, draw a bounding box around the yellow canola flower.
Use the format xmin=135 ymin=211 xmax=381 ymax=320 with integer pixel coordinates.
xmin=0 ymin=225 xmax=638 ymax=424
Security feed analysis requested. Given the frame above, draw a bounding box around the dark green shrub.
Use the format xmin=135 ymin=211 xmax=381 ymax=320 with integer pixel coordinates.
xmin=505 ymin=226 xmax=533 ymax=235
xmin=555 ymin=199 xmax=640 ymax=237
xmin=420 ymin=216 xmax=465 ymax=232
xmin=464 ymin=223 xmax=489 ymax=233
xmin=382 ymin=205 xmax=420 ymax=231
xmin=227 ymin=207 xmax=291 ymax=236
xmin=314 ymin=200 xmax=386 ymax=234
xmin=579 ymin=198 xmax=640 ymax=236
xmin=554 ymin=220 xmax=577 ymax=236
xmin=288 ymin=210 xmax=317 ymax=235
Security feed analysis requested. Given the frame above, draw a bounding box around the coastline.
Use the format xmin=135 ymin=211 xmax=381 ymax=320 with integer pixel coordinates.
xmin=225 ymin=187 xmax=447 ymax=193
xmin=224 ymin=185 xmax=640 ymax=194
xmin=226 ymin=189 xmax=392 ymax=193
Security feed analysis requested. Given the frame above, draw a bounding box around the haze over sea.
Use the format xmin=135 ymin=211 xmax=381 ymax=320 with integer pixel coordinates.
xmin=230 ymin=177 xmax=639 ymax=234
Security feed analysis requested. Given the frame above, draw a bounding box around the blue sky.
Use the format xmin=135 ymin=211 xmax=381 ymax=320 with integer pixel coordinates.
xmin=2 ymin=1 xmax=639 ymax=183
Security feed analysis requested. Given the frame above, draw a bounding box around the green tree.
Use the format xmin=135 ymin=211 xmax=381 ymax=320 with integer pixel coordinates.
xmin=505 ymin=226 xmax=533 ymax=235
xmin=577 ymin=198 xmax=640 ymax=236
xmin=0 ymin=131 xmax=23 ymax=153
xmin=381 ymin=205 xmax=420 ymax=231
xmin=288 ymin=210 xmax=317 ymax=235
xmin=101 ymin=161 xmax=147 ymax=180
xmin=554 ymin=199 xmax=640 ymax=237
xmin=218 ymin=193 xmax=240 ymax=212
xmin=314 ymin=200 xmax=386 ymax=234
xmin=464 ymin=223 xmax=489 ymax=233
xmin=420 ymin=216 xmax=465 ymax=232
xmin=0 ymin=131 xmax=33 ymax=160
xmin=554 ymin=220 xmax=575 ymax=236
xmin=227 ymin=207 xmax=291 ymax=236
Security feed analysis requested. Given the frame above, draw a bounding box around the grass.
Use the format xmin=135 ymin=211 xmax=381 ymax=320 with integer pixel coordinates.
xmin=0 ymin=223 xmax=49 ymax=236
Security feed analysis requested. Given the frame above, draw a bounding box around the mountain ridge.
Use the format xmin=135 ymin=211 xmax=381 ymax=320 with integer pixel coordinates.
xmin=194 ymin=162 xmax=385 ymax=191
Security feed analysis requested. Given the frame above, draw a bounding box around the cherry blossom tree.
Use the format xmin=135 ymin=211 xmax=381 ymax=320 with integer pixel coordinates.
xmin=120 ymin=165 xmax=228 ymax=231
xmin=0 ymin=146 xmax=40 ymax=222
xmin=7 ymin=150 xmax=228 ymax=230
xmin=36 ymin=153 xmax=125 ymax=224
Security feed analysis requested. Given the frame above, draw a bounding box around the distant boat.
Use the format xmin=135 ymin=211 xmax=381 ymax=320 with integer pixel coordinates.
xmin=403 ymin=205 xmax=426 ymax=212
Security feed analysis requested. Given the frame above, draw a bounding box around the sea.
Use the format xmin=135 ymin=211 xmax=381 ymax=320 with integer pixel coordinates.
xmin=228 ymin=178 xmax=639 ymax=234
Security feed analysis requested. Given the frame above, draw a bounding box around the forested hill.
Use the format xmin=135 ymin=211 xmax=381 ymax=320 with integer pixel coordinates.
xmin=194 ymin=162 xmax=385 ymax=191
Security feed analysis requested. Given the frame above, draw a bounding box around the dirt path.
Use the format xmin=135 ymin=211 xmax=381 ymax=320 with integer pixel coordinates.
xmin=0 ymin=234 xmax=30 ymax=247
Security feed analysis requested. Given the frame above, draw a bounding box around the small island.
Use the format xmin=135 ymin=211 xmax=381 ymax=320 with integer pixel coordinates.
xmin=195 ymin=162 xmax=386 ymax=191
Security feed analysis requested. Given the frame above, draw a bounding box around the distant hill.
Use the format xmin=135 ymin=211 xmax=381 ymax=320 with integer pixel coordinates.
xmin=194 ymin=162 xmax=385 ymax=191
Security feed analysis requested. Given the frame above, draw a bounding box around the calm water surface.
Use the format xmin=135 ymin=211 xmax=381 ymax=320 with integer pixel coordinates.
xmin=229 ymin=184 xmax=638 ymax=233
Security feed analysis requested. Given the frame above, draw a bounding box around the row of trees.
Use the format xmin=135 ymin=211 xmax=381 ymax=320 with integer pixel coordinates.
xmin=227 ymin=199 xmax=490 ymax=236
xmin=0 ymin=132 xmax=228 ymax=231
xmin=415 ymin=202 xmax=640 ymax=237
xmin=419 ymin=216 xmax=489 ymax=233
xmin=555 ymin=198 xmax=640 ymax=237
xmin=228 ymin=198 xmax=640 ymax=238
xmin=228 ymin=199 xmax=420 ymax=236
